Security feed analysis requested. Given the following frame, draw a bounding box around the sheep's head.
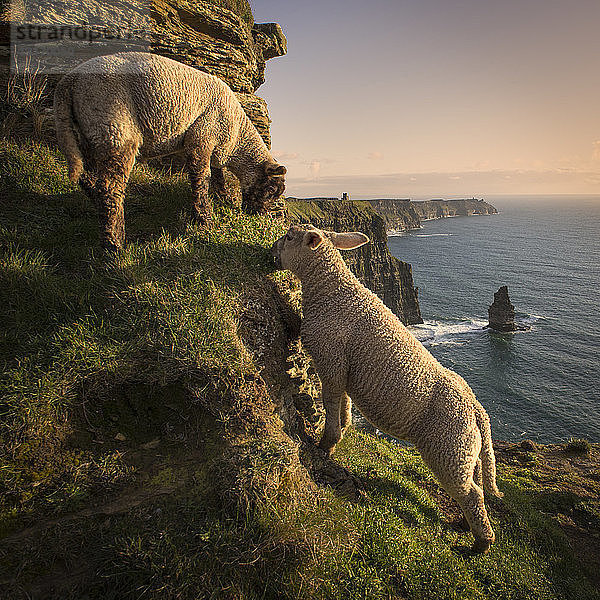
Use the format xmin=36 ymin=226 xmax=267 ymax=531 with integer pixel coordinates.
xmin=242 ymin=162 xmax=287 ymax=215
xmin=270 ymin=224 xmax=369 ymax=274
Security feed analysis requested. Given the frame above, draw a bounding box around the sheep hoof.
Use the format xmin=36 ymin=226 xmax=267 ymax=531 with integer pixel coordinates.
xmin=191 ymin=210 xmax=214 ymax=229
xmin=101 ymin=239 xmax=123 ymax=253
xmin=471 ymin=538 xmax=492 ymax=554
xmin=317 ymin=441 xmax=335 ymax=457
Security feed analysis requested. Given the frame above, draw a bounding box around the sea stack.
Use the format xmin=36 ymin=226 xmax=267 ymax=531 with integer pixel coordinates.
xmin=487 ymin=286 xmax=526 ymax=332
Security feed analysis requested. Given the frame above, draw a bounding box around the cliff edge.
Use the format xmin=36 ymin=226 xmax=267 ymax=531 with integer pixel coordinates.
xmin=287 ymin=198 xmax=423 ymax=325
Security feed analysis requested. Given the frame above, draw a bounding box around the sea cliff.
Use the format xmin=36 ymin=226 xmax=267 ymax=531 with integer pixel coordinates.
xmin=366 ymin=198 xmax=498 ymax=232
xmin=413 ymin=198 xmax=498 ymax=220
xmin=287 ymin=198 xmax=423 ymax=325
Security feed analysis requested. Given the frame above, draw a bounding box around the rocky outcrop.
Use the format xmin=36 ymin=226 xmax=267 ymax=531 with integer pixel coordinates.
xmin=287 ymin=198 xmax=423 ymax=325
xmin=366 ymin=198 xmax=498 ymax=233
xmin=234 ymin=92 xmax=272 ymax=148
xmin=487 ymin=286 xmax=528 ymax=332
xmin=0 ymin=0 xmax=286 ymax=146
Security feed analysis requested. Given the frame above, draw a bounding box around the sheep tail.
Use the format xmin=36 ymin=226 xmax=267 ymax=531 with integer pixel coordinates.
xmin=54 ymin=75 xmax=84 ymax=183
xmin=476 ymin=405 xmax=504 ymax=498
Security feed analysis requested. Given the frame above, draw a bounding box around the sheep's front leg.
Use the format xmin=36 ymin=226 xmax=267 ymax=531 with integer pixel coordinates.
xmin=186 ymin=148 xmax=214 ymax=228
xmin=210 ymin=167 xmax=227 ymax=203
xmin=318 ymin=385 xmax=346 ymax=456
xmin=88 ymin=144 xmax=136 ymax=251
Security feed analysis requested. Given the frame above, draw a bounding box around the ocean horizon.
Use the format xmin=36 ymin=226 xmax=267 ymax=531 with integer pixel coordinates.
xmin=386 ymin=195 xmax=600 ymax=443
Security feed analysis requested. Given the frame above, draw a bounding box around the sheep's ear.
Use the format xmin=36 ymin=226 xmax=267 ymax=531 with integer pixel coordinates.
xmin=331 ymin=232 xmax=370 ymax=251
xmin=303 ymin=230 xmax=324 ymax=250
xmin=265 ymin=163 xmax=287 ymax=176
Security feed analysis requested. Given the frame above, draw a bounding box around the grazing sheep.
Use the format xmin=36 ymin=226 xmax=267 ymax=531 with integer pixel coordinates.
xmin=54 ymin=52 xmax=286 ymax=250
xmin=271 ymin=224 xmax=503 ymax=553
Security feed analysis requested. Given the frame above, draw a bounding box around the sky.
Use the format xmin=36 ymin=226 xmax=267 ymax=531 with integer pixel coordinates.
xmin=251 ymin=0 xmax=600 ymax=199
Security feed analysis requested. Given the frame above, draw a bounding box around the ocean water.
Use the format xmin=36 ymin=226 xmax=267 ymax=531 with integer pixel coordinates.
xmin=386 ymin=196 xmax=600 ymax=443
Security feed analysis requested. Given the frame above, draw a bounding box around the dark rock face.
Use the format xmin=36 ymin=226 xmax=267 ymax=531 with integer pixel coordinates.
xmin=366 ymin=199 xmax=421 ymax=232
xmin=287 ymin=198 xmax=423 ymax=325
xmin=487 ymin=286 xmax=525 ymax=332
xmin=1 ymin=0 xmax=286 ymax=146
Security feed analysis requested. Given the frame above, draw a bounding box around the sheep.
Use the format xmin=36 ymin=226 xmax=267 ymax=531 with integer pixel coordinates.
xmin=54 ymin=52 xmax=286 ymax=251
xmin=271 ymin=224 xmax=503 ymax=553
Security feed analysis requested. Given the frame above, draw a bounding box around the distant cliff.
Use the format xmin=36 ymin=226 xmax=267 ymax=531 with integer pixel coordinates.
xmin=287 ymin=199 xmax=423 ymax=325
xmin=365 ymin=198 xmax=498 ymax=232
xmin=413 ymin=198 xmax=498 ymax=220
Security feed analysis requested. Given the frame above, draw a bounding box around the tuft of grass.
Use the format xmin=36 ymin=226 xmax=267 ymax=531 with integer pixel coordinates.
xmin=566 ymin=438 xmax=592 ymax=454
xmin=0 ymin=54 xmax=52 ymax=141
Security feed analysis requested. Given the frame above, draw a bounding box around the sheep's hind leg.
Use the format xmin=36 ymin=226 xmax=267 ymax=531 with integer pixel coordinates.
xmin=453 ymin=481 xmax=495 ymax=553
xmin=318 ymin=385 xmax=345 ymax=456
xmin=419 ymin=435 xmax=494 ymax=553
xmin=340 ymin=393 xmax=353 ymax=432
xmin=187 ymin=157 xmax=213 ymax=228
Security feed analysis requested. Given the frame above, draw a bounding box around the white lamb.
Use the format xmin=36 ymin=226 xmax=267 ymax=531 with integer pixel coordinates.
xmin=54 ymin=52 xmax=286 ymax=250
xmin=271 ymin=224 xmax=503 ymax=553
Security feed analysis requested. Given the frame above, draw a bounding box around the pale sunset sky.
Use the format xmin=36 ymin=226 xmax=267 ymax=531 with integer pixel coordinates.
xmin=251 ymin=0 xmax=600 ymax=199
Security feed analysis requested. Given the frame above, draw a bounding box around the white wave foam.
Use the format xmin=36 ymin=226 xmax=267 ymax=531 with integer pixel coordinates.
xmin=520 ymin=314 xmax=545 ymax=325
xmin=409 ymin=318 xmax=488 ymax=347
xmin=414 ymin=233 xmax=454 ymax=238
xmin=410 ymin=313 xmax=542 ymax=346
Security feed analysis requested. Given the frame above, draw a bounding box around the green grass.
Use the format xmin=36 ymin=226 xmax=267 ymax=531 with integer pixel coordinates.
xmin=4 ymin=429 xmax=597 ymax=599
xmin=287 ymin=199 xmax=377 ymax=225
xmin=1 ymin=141 xmax=598 ymax=599
xmin=0 ymin=139 xmax=285 ymax=528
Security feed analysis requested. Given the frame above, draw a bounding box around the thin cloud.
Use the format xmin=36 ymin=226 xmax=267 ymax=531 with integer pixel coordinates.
xmin=300 ymin=157 xmax=336 ymax=181
xmin=273 ymin=151 xmax=300 ymax=161
xmin=368 ymin=151 xmax=384 ymax=161
xmin=308 ymin=160 xmax=321 ymax=180
xmin=285 ymin=169 xmax=600 ymax=198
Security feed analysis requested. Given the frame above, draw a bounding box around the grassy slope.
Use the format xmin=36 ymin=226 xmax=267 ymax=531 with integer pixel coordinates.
xmin=287 ymin=199 xmax=377 ymax=223
xmin=0 ymin=141 xmax=599 ymax=599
